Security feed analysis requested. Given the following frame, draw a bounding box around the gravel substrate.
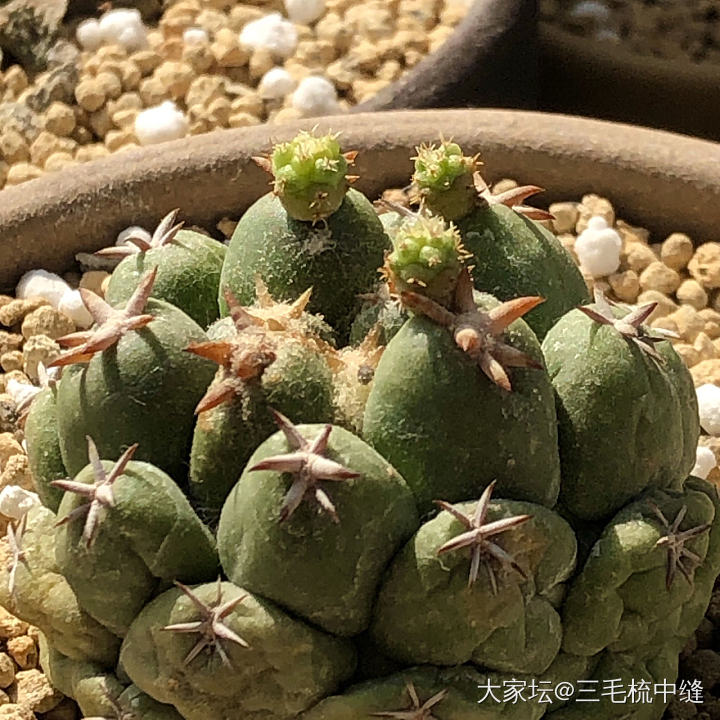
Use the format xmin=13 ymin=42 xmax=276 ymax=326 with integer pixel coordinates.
xmin=0 ymin=0 xmax=469 ymax=191
xmin=1 ymin=181 xmax=720 ymax=717
xmin=541 ymin=0 xmax=720 ymax=65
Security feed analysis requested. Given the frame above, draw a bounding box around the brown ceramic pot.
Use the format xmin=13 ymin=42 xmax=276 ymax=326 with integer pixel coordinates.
xmin=0 ymin=108 xmax=719 ymax=292
xmin=538 ymin=23 xmax=720 ymax=141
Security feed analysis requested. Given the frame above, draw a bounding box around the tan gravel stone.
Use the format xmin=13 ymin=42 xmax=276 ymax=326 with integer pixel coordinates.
xmin=677 ymin=278 xmax=709 ymax=310
xmin=0 ymin=299 xmax=48 ymax=328
xmin=0 ymin=654 xmax=14 ymax=690
xmin=660 ymin=232 xmax=694 ymax=270
xmin=692 ymin=359 xmax=720 ymax=386
xmin=12 ymin=669 xmax=61 ymax=712
xmin=608 ymin=270 xmax=640 ymax=303
xmin=0 ymin=352 xmax=22 ymax=373
xmin=22 ymin=335 xmax=60 ymax=382
xmin=625 ymin=242 xmax=658 ymax=273
xmin=21 ymin=306 xmax=74 ymax=340
xmin=689 ymin=243 xmax=720 ymax=289
xmin=639 ymin=261 xmax=681 ymax=294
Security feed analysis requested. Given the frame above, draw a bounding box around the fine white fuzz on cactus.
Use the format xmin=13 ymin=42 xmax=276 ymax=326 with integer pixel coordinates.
xmin=291 ymin=76 xmax=340 ymax=117
xmin=284 ymin=0 xmax=326 ymax=25
xmin=98 ymin=8 xmax=148 ymax=52
xmin=16 ymin=269 xmax=70 ymax=308
xmin=134 ymin=101 xmax=189 ymax=146
xmin=574 ymin=215 xmax=622 ymax=278
xmin=692 ymin=445 xmax=717 ymax=480
xmin=259 ymin=67 xmax=297 ymax=100
xmin=696 ymin=383 xmax=720 ymax=435
xmin=240 ymin=13 xmax=298 ymax=58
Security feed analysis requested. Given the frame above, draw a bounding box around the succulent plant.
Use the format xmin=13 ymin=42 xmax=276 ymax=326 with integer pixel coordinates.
xmin=102 ymin=209 xmax=227 ymax=329
xmin=219 ymin=129 xmax=389 ymax=338
xmin=411 ymin=141 xmax=590 ymax=338
xmin=6 ymin=138 xmax=719 ymax=720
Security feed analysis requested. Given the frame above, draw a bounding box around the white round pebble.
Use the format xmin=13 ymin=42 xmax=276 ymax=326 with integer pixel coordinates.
xmin=284 ymin=0 xmax=326 ymax=25
xmin=16 ymin=269 xmax=71 ymax=308
xmin=98 ymin=8 xmax=148 ymax=51
xmin=258 ymin=67 xmax=297 ymax=100
xmin=291 ymin=75 xmax=340 ymax=117
xmin=240 ymin=13 xmax=298 ymax=58
xmin=0 ymin=486 xmax=40 ymax=521
xmin=6 ymin=379 xmax=39 ymax=409
xmin=116 ymin=225 xmax=151 ymax=247
xmin=76 ymin=18 xmax=103 ymax=51
xmin=134 ymin=101 xmax=189 ymax=146
xmin=692 ymin=445 xmax=717 ymax=480
xmin=569 ymin=0 xmax=611 ymax=23
xmin=696 ymin=383 xmax=720 ymax=435
xmin=574 ymin=215 xmax=622 ymax=278
xmin=183 ymin=27 xmax=209 ymax=45
xmin=58 ymin=289 xmax=93 ymax=329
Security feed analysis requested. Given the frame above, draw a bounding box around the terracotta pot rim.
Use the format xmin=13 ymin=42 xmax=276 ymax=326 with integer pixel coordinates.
xmin=1 ymin=108 xmax=719 ymax=292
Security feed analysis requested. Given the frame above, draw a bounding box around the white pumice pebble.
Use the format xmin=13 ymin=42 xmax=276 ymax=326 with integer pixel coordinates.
xmin=134 ymin=101 xmax=189 ymax=146
xmin=183 ymin=27 xmax=209 ymax=45
xmin=692 ymin=445 xmax=717 ymax=480
xmin=76 ymin=18 xmax=103 ymax=51
xmin=0 ymin=486 xmax=40 ymax=521
xmin=58 ymin=289 xmax=93 ymax=329
xmin=569 ymin=0 xmax=611 ymax=23
xmin=16 ymin=269 xmax=71 ymax=308
xmin=291 ymin=75 xmax=340 ymax=117
xmin=116 ymin=225 xmax=151 ymax=247
xmin=98 ymin=8 xmax=148 ymax=51
xmin=696 ymin=383 xmax=720 ymax=435
xmin=574 ymin=215 xmax=622 ymax=278
xmin=239 ymin=13 xmax=298 ymax=58
xmin=284 ymin=0 xmax=326 ymax=25
xmin=6 ymin=379 xmax=39 ymax=409
xmin=258 ymin=67 xmax=297 ymax=99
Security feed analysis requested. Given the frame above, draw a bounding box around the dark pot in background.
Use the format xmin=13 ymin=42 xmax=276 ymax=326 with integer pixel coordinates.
xmin=1 ymin=108 xmax=720 ymax=291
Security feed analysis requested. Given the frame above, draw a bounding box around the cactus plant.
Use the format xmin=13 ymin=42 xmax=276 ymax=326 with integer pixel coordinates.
xmin=5 ymin=139 xmax=719 ymax=720
xmin=411 ymin=140 xmax=589 ymax=338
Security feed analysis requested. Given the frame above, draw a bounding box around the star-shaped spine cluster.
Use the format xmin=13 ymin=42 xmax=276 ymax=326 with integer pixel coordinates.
xmin=371 ymin=682 xmax=448 ymax=720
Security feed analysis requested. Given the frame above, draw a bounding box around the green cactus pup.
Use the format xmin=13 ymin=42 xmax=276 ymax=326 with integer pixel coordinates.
xmin=103 ymin=209 xmax=227 ymax=329
xmin=363 ymin=269 xmax=560 ymax=512
xmin=218 ymin=414 xmax=418 ymax=636
xmin=119 ymin=579 xmax=355 ymax=720
xmin=370 ymin=482 xmax=576 ymax=671
xmin=542 ymin=290 xmax=700 ymax=521
xmin=0 ymin=506 xmax=119 ymax=665
xmin=220 ymin=130 xmax=389 ymax=337
xmin=189 ymin=286 xmax=334 ymax=519
xmin=411 ymin=140 xmax=589 ymax=338
xmin=562 ymin=483 xmax=718 ymax=661
xmin=50 ymin=269 xmax=216 ymax=481
xmin=52 ymin=438 xmax=218 ymax=636
xmin=23 ymin=364 xmax=65 ymax=511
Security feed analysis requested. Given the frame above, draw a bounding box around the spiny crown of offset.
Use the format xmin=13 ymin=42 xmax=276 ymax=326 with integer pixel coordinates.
xmin=371 ymin=682 xmax=449 ymax=719
xmin=435 ymin=480 xmax=531 ymax=592
xmin=95 ymin=209 xmax=184 ymax=259
xmin=649 ymin=502 xmax=712 ymax=590
xmin=51 ymin=436 xmax=137 ymax=548
xmin=162 ymin=578 xmax=249 ymax=668
xmin=50 ymin=267 xmax=157 ymax=367
xmin=248 ymin=409 xmax=360 ymax=524
xmin=185 ymin=282 xmax=317 ymax=413
xmin=577 ymin=287 xmax=676 ymax=361
xmin=412 ymin=139 xmax=480 ymax=192
xmin=401 ymin=268 xmax=544 ymax=391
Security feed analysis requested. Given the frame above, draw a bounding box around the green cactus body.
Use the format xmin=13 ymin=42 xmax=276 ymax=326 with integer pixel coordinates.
xmin=218 ymin=424 xmax=419 ymax=636
xmin=348 ymin=286 xmax=406 ymax=347
xmin=119 ymin=581 xmax=355 ymax=720
xmin=39 ymin=637 xmax=125 ymax=717
xmin=118 ymin=684 xmax=186 ymax=720
xmin=369 ymin=499 xmax=575 ymax=670
xmin=0 ymin=506 xmax=120 ymax=665
xmin=24 ymin=386 xmax=66 ymax=511
xmin=542 ymin=307 xmax=699 ymax=521
xmin=189 ymin=325 xmax=334 ymax=520
xmin=55 ymin=298 xmax=215 ymax=482
xmin=562 ymin=484 xmax=718 ymax=660
xmin=219 ymin=189 xmax=388 ymax=338
xmin=55 ymin=459 xmax=218 ymax=636
xmin=456 ymin=205 xmax=589 ymax=339
xmin=105 ymin=230 xmax=226 ymax=329
xmin=362 ymin=296 xmax=560 ymax=513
